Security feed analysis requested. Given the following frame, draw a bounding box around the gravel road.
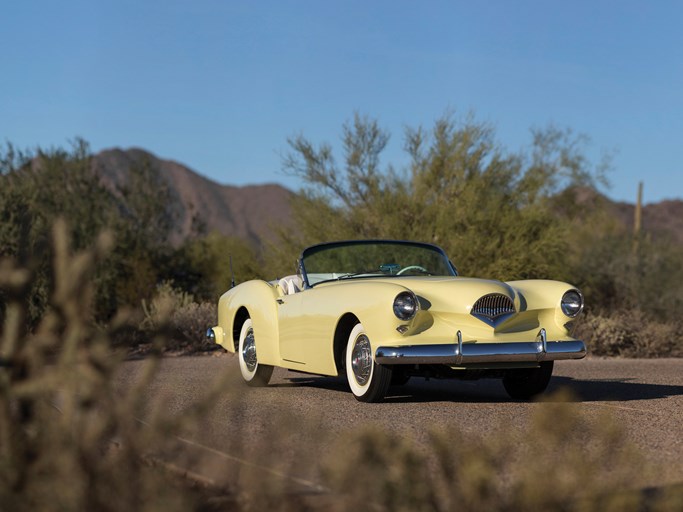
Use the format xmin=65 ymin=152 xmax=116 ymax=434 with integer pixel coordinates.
xmin=117 ymin=356 xmax=683 ymax=493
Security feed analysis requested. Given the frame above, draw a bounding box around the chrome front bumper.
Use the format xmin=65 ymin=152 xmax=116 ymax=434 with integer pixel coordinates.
xmin=375 ymin=330 xmax=586 ymax=365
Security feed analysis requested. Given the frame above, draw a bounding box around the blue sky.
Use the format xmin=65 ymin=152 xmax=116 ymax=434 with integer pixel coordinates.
xmin=2 ymin=0 xmax=682 ymax=204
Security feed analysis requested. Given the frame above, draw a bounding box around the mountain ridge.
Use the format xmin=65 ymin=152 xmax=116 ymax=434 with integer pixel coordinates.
xmin=91 ymin=147 xmax=294 ymax=246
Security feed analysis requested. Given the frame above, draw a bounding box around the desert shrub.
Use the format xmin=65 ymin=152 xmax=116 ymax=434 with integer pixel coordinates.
xmin=0 ymin=220 xmax=227 ymax=511
xmin=323 ymin=391 xmax=676 ymax=512
xmin=171 ymin=301 xmax=217 ymax=352
xmin=141 ymin=281 xmax=195 ymax=331
xmin=323 ymin=427 xmax=439 ymax=512
xmin=576 ymin=310 xmax=682 ymax=358
xmin=140 ymin=282 xmax=217 ymax=352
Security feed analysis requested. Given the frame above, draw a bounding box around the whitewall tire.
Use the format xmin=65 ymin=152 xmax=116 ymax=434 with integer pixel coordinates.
xmin=345 ymin=323 xmax=392 ymax=402
xmin=238 ymin=318 xmax=273 ymax=387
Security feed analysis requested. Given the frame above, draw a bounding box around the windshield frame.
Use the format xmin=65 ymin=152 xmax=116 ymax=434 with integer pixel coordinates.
xmin=298 ymin=239 xmax=458 ymax=288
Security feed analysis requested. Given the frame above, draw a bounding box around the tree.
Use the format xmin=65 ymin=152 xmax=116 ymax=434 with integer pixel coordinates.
xmin=0 ymin=140 xmax=120 ymax=322
xmin=107 ymin=156 xmax=182 ymax=310
xmin=170 ymin=232 xmax=265 ymax=301
xmin=0 ymin=141 xmax=187 ymax=323
xmin=275 ymin=112 xmax=606 ymax=281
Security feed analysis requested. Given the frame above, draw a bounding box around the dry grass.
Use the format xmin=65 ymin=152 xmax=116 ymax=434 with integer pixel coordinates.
xmin=322 ymin=391 xmax=661 ymax=512
xmin=0 ymin=221 xmax=226 ymax=511
xmin=140 ymin=282 xmax=219 ymax=353
xmin=576 ymin=310 xmax=683 ymax=358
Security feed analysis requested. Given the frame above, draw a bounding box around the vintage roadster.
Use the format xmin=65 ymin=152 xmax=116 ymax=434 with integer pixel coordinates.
xmin=207 ymin=240 xmax=586 ymax=402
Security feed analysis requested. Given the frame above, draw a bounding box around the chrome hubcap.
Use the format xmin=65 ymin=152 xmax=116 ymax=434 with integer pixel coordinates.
xmin=351 ymin=334 xmax=372 ymax=385
xmin=242 ymin=328 xmax=257 ymax=372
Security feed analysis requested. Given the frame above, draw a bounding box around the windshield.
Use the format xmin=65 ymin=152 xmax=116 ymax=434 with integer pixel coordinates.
xmin=300 ymin=240 xmax=456 ymax=286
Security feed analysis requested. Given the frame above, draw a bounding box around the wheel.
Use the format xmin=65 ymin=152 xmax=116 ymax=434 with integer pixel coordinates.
xmin=503 ymin=361 xmax=554 ymax=400
xmin=238 ymin=318 xmax=273 ymax=387
xmin=345 ymin=323 xmax=392 ymax=402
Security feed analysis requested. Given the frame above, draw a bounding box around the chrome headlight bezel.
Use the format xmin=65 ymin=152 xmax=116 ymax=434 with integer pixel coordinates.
xmin=561 ymin=289 xmax=584 ymax=318
xmin=393 ymin=291 xmax=419 ymax=321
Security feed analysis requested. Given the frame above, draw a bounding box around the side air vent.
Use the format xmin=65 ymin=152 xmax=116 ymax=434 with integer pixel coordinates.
xmin=471 ymin=293 xmax=515 ymax=326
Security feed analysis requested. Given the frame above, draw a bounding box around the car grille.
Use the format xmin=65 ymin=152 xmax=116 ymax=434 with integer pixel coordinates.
xmin=471 ymin=293 xmax=515 ymax=324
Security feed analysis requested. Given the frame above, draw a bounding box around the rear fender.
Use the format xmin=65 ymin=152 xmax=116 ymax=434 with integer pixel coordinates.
xmin=217 ymin=280 xmax=281 ymax=365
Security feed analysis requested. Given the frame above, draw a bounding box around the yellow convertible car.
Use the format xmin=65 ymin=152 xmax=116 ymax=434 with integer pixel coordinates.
xmin=208 ymin=240 xmax=586 ymax=402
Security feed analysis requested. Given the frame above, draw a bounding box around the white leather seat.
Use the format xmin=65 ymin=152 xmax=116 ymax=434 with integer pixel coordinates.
xmin=278 ymin=275 xmax=303 ymax=295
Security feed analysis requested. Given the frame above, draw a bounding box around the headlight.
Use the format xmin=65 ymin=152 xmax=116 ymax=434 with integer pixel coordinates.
xmin=561 ymin=290 xmax=584 ymax=318
xmin=393 ymin=291 xmax=418 ymax=321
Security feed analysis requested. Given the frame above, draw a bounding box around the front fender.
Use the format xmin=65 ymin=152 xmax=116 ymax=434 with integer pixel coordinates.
xmin=506 ymin=279 xmax=582 ymax=340
xmin=307 ymin=280 xmax=417 ymax=348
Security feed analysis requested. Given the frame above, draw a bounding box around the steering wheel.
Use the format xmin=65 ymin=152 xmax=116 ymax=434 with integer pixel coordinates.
xmin=397 ymin=265 xmax=429 ymax=275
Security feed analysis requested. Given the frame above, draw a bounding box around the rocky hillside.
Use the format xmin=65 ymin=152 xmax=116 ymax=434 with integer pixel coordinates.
xmin=91 ymin=148 xmax=294 ymax=246
xmin=566 ymin=186 xmax=683 ymax=244
xmin=613 ymin=199 xmax=683 ymax=244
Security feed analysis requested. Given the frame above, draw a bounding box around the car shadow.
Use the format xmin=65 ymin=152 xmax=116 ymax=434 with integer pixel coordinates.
xmin=547 ymin=376 xmax=683 ymax=402
xmin=279 ymin=375 xmax=509 ymax=403
xmin=278 ymin=373 xmax=683 ymax=404
xmin=271 ymin=375 xmax=349 ymax=392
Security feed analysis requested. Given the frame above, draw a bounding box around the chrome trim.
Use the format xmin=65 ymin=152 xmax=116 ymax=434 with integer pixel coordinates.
xmin=538 ymin=328 xmax=547 ymax=353
xmin=375 ymin=338 xmax=586 ymax=365
xmin=242 ymin=328 xmax=258 ymax=372
xmin=393 ymin=291 xmax=419 ymax=321
xmin=351 ymin=334 xmax=373 ymax=385
xmin=471 ymin=293 xmax=515 ymax=327
xmin=561 ymin=289 xmax=584 ymax=318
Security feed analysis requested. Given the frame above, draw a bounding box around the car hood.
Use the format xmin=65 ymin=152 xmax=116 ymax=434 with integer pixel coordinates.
xmin=331 ymin=276 xmax=517 ymax=313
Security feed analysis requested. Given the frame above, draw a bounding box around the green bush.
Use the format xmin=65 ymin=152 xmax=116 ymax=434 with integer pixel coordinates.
xmin=170 ymin=232 xmax=265 ymax=301
xmin=0 ymin=141 xmax=183 ymax=325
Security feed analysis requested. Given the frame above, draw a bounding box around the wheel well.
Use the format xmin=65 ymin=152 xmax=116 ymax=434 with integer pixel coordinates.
xmin=333 ymin=313 xmax=360 ymax=374
xmin=233 ymin=307 xmax=250 ymax=351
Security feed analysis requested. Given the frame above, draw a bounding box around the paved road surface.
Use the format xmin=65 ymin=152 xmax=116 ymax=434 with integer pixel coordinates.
xmin=117 ymin=356 xmax=683 ymax=493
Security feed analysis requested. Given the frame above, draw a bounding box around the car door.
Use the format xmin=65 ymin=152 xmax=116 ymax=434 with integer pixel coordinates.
xmin=277 ymin=288 xmax=338 ymax=376
xmin=276 ymin=292 xmax=306 ymax=365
